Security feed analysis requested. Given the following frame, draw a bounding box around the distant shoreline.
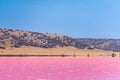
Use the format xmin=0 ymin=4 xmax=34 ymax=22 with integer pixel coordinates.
xmin=0 ymin=53 xmax=118 ymax=57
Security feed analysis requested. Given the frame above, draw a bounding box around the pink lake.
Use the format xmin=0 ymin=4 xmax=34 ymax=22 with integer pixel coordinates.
xmin=0 ymin=57 xmax=120 ymax=80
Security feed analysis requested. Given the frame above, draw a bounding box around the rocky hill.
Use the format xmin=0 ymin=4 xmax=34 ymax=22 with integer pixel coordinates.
xmin=0 ymin=28 xmax=75 ymax=49
xmin=0 ymin=28 xmax=120 ymax=52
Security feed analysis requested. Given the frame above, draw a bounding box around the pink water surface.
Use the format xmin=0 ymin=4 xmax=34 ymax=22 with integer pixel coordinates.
xmin=0 ymin=57 xmax=120 ymax=80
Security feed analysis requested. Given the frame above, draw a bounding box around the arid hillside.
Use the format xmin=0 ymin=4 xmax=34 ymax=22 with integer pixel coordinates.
xmin=0 ymin=28 xmax=75 ymax=49
xmin=0 ymin=28 xmax=120 ymax=52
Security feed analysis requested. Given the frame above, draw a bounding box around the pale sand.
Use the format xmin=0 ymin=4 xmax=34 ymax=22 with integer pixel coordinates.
xmin=0 ymin=46 xmax=119 ymax=57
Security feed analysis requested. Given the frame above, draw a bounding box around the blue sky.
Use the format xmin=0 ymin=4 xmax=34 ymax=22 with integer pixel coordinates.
xmin=0 ymin=0 xmax=120 ymax=38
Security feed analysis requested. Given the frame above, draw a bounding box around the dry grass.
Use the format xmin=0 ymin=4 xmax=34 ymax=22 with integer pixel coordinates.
xmin=0 ymin=46 xmax=119 ymax=57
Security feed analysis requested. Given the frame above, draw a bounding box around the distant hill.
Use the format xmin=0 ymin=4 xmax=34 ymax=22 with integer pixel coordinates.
xmin=74 ymin=38 xmax=120 ymax=52
xmin=0 ymin=28 xmax=120 ymax=52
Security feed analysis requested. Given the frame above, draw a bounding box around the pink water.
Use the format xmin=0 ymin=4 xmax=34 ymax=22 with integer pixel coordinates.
xmin=0 ymin=57 xmax=120 ymax=80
